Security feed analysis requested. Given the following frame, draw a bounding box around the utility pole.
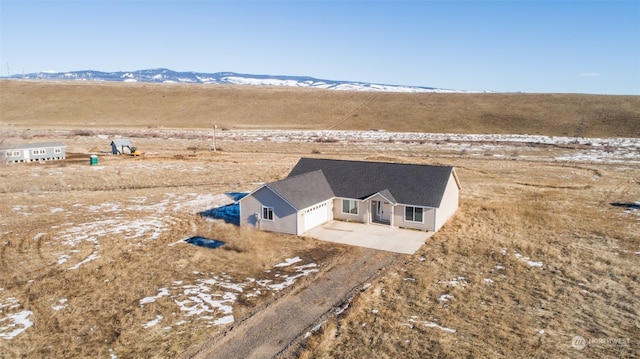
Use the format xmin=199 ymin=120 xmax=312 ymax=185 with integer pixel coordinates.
xmin=212 ymin=122 xmax=217 ymax=151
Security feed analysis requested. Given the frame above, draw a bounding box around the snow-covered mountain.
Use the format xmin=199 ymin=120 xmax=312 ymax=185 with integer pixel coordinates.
xmin=4 ymin=68 xmax=474 ymax=93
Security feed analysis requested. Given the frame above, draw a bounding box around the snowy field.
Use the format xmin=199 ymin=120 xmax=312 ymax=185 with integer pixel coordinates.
xmin=215 ymin=130 xmax=640 ymax=164
xmin=0 ymin=190 xmax=319 ymax=345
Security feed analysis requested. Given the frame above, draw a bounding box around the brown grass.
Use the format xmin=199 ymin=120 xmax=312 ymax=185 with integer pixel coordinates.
xmin=1 ymin=80 xmax=639 ymax=137
xmin=0 ymin=82 xmax=638 ymax=358
xmin=300 ymin=159 xmax=639 ymax=358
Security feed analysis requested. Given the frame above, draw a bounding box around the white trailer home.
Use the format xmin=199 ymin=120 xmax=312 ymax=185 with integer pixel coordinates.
xmin=1 ymin=142 xmax=66 ymax=163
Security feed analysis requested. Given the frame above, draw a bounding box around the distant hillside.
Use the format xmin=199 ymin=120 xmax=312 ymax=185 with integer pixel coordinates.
xmin=1 ymin=80 xmax=638 ymax=138
xmin=3 ymin=68 xmax=471 ymax=93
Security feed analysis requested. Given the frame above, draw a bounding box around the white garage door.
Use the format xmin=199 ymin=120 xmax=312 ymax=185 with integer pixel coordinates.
xmin=303 ymin=202 xmax=328 ymax=231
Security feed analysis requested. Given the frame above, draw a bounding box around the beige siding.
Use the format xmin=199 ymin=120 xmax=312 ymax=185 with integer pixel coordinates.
xmin=395 ymin=206 xmax=436 ymax=231
xmin=239 ymin=186 xmax=298 ymax=235
xmin=435 ymin=173 xmax=460 ymax=231
xmin=332 ymin=198 xmax=368 ymax=223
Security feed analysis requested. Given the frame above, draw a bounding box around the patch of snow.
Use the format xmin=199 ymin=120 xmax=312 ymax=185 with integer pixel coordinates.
xmin=135 ymin=258 xmax=319 ymax=327
xmin=439 ymin=294 xmax=455 ymax=302
xmin=168 ymin=238 xmax=187 ymax=247
xmin=262 ymin=263 xmax=319 ymax=291
xmin=142 ymin=315 xmax=163 ymax=329
xmin=34 ymin=232 xmax=47 ymax=240
xmin=173 ymin=193 xmax=229 ymax=214
xmin=408 ymin=317 xmax=456 ymax=333
xmin=0 ymin=297 xmax=19 ymax=310
xmin=334 ymin=302 xmax=349 ymax=316
xmin=538 ymin=329 xmax=545 ymax=334
xmin=50 ymin=207 xmax=64 ymax=214
xmin=441 ymin=276 xmax=467 ymax=287
xmin=202 ymin=278 xmax=245 ymax=293
xmin=274 ymin=256 xmax=303 ymax=267
xmin=140 ymin=288 xmax=170 ymax=306
xmin=514 ymin=251 xmax=544 ymax=268
xmin=174 ymin=282 xmax=236 ymax=321
xmin=483 ymin=278 xmax=494 ymax=284
xmin=51 ymin=298 xmax=68 ymax=311
xmin=213 ymin=315 xmax=234 ymax=326
xmin=223 ymin=130 xmax=640 ymax=164
xmin=0 ymin=310 xmax=34 ymax=339
xmin=495 ymin=265 xmax=505 ymax=270
xmin=500 ymin=248 xmax=507 ymax=255
xmin=68 ymin=251 xmax=100 ymax=270
xmin=57 ymin=254 xmax=70 ymax=264
xmin=304 ymin=321 xmax=325 ymax=339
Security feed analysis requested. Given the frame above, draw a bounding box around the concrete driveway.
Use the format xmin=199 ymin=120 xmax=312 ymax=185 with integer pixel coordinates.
xmin=303 ymin=220 xmax=433 ymax=255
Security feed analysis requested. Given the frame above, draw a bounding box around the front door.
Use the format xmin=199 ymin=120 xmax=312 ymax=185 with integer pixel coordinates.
xmin=376 ymin=201 xmax=391 ymax=222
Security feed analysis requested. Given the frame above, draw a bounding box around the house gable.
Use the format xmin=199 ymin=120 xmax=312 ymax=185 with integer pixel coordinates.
xmin=266 ymin=170 xmax=334 ymax=210
xmin=239 ymin=185 xmax=298 ymax=235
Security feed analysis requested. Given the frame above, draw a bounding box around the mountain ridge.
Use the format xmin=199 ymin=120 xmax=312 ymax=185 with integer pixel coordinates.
xmin=3 ymin=68 xmax=479 ymax=93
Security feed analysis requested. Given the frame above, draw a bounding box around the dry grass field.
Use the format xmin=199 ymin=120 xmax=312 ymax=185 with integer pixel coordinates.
xmin=1 ymin=80 xmax=639 ymax=137
xmin=0 ymin=80 xmax=639 ymax=358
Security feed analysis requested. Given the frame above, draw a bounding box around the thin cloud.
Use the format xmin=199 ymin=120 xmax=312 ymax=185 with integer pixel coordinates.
xmin=580 ymin=72 xmax=600 ymax=77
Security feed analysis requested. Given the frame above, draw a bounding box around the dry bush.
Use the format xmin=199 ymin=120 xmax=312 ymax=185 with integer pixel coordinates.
xmin=69 ymin=129 xmax=94 ymax=136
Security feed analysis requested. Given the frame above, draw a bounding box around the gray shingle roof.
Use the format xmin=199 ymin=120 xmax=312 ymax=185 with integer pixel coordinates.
xmin=266 ymin=170 xmax=335 ymax=210
xmin=1 ymin=142 xmax=65 ymax=150
xmin=287 ymin=158 xmax=456 ymax=208
xmin=111 ymin=139 xmax=132 ymax=147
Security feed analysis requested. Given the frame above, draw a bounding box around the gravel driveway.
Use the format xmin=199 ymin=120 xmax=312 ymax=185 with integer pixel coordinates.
xmin=181 ymin=246 xmax=402 ymax=359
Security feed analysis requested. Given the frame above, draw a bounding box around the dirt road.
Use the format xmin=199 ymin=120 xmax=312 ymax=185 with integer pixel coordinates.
xmin=181 ymin=247 xmax=402 ymax=359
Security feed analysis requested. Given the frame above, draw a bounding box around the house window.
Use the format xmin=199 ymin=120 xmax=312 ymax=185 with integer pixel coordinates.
xmin=32 ymin=149 xmax=45 ymax=155
xmin=262 ymin=206 xmax=274 ymax=221
xmin=54 ymin=148 xmax=62 ymax=154
xmin=405 ymin=206 xmax=424 ymax=223
xmin=342 ymin=199 xmax=358 ymax=215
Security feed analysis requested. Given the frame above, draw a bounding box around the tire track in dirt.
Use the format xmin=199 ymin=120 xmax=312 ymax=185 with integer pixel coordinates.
xmin=181 ymin=247 xmax=402 ymax=359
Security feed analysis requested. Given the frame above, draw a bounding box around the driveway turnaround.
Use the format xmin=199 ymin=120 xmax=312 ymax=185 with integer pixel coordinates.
xmin=303 ymin=220 xmax=433 ymax=255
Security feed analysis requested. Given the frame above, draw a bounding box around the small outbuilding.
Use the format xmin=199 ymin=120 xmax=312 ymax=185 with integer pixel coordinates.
xmin=110 ymin=139 xmax=133 ymax=155
xmin=239 ymin=158 xmax=461 ymax=236
xmin=1 ymin=142 xmax=66 ymax=163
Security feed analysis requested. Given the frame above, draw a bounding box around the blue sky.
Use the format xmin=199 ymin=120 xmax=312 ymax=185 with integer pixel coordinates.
xmin=1 ymin=0 xmax=638 ymax=94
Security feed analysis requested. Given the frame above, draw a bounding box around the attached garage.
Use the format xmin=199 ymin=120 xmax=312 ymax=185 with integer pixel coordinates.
xmin=239 ymin=170 xmax=335 ymax=235
xmin=301 ymin=201 xmax=332 ymax=233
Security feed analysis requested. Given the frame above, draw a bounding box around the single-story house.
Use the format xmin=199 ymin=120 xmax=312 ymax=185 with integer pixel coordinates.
xmin=1 ymin=142 xmax=66 ymax=163
xmin=110 ymin=139 xmax=133 ymax=155
xmin=238 ymin=158 xmax=461 ymax=235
